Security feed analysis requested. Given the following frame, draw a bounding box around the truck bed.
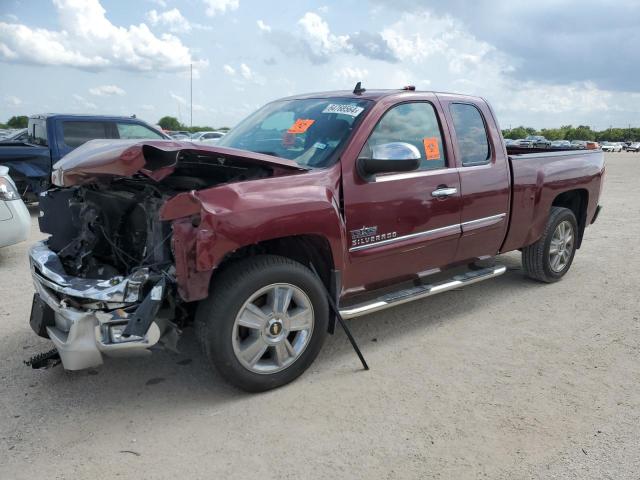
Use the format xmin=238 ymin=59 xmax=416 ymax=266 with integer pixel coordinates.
xmin=502 ymin=148 xmax=605 ymax=252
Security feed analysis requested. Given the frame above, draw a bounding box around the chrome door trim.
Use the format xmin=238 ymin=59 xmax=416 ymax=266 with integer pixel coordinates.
xmin=348 ymin=213 xmax=507 ymax=253
xmin=460 ymin=213 xmax=506 ymax=232
xmin=349 ymin=224 xmax=461 ymax=252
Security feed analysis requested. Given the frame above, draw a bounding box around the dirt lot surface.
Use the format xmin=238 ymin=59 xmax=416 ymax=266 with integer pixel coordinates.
xmin=0 ymin=152 xmax=638 ymax=479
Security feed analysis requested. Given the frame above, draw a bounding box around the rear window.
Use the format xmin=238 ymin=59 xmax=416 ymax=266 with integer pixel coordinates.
xmin=450 ymin=103 xmax=491 ymax=166
xmin=27 ymin=118 xmax=48 ymax=146
xmin=62 ymin=121 xmax=111 ymax=148
xmin=116 ymin=123 xmax=163 ymax=140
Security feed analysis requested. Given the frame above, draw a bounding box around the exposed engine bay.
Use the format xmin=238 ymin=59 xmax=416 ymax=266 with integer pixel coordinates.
xmin=39 ymin=150 xmax=273 ymax=280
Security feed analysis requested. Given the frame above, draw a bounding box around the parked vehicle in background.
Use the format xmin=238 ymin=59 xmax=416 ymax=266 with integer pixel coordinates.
xmin=0 ymin=166 xmax=30 ymax=248
xmin=586 ymin=141 xmax=600 ymax=150
xmin=601 ymin=141 xmax=622 ymax=152
xmin=167 ymin=130 xmax=191 ymax=140
xmin=0 ymin=114 xmax=169 ymax=200
xmin=198 ymin=131 xmax=227 ymax=144
xmin=551 ymin=140 xmax=572 ymax=149
xmin=192 ymin=131 xmax=226 ymax=143
xmin=626 ymin=142 xmax=640 ymax=152
xmin=520 ymin=135 xmax=552 ymax=148
xmin=29 ymin=87 xmax=605 ymax=392
xmin=503 ymin=138 xmax=517 ymax=147
xmin=1 ymin=128 xmax=28 ymax=143
xmin=570 ymin=140 xmax=587 ymax=149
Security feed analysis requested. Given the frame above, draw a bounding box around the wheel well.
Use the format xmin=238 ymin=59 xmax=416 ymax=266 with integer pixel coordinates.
xmin=552 ymin=189 xmax=588 ymax=248
xmin=216 ymin=235 xmax=336 ymax=292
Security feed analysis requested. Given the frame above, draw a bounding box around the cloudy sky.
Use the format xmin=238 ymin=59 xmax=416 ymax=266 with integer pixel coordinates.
xmin=1 ymin=0 xmax=639 ymax=129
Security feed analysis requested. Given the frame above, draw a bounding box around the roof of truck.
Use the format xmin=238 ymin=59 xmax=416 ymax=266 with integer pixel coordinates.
xmin=28 ymin=113 xmax=144 ymax=121
xmin=279 ymin=88 xmax=482 ymax=102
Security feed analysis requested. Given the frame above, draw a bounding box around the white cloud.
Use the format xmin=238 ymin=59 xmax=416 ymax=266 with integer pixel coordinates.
xmin=256 ymin=20 xmax=271 ymax=33
xmin=147 ymin=8 xmax=191 ymax=33
xmin=0 ymin=0 xmax=206 ymax=72
xmin=298 ymin=12 xmax=349 ymax=57
xmin=335 ymin=67 xmax=368 ymax=81
xmin=72 ymin=94 xmax=97 ymax=110
xmin=239 ymin=63 xmax=253 ymax=80
xmin=89 ymin=84 xmax=126 ymax=96
xmin=222 ymin=63 xmax=263 ymax=85
xmin=170 ymin=92 xmax=187 ymax=105
xmin=203 ymin=0 xmax=239 ymax=17
xmin=5 ymin=95 xmax=22 ymax=106
xmin=140 ymin=104 xmax=155 ymax=111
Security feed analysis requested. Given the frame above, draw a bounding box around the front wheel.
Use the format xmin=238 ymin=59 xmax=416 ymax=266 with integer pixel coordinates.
xmin=522 ymin=207 xmax=578 ymax=283
xmin=196 ymin=255 xmax=329 ymax=392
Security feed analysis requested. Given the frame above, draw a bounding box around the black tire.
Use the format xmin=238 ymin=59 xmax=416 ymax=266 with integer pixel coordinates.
xmin=522 ymin=207 xmax=578 ymax=283
xmin=196 ymin=255 xmax=329 ymax=392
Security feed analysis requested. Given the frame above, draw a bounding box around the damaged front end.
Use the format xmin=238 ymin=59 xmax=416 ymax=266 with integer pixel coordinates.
xmin=28 ymin=140 xmax=305 ymax=370
xmin=29 ymin=184 xmax=177 ymax=370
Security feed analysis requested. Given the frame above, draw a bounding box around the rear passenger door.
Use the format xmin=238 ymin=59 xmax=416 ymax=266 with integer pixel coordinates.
xmin=437 ymin=96 xmax=511 ymax=262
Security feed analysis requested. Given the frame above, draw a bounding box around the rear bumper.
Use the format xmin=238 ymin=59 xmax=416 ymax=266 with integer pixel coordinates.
xmin=29 ymin=241 xmax=167 ymax=370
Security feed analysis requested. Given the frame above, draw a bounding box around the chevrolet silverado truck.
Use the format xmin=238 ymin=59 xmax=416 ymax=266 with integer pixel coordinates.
xmin=28 ymin=87 xmax=604 ymax=392
xmin=0 ymin=114 xmax=168 ymax=201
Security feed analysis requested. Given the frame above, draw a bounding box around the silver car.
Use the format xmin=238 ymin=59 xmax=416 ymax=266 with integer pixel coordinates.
xmin=0 ymin=166 xmax=30 ymax=248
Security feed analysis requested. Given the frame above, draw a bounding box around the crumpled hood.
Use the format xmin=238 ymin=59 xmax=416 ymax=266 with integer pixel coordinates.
xmin=51 ymin=139 xmax=307 ymax=187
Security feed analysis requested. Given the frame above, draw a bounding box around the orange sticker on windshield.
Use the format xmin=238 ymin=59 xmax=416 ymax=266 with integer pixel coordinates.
xmin=288 ymin=119 xmax=315 ymax=134
xmin=423 ymin=137 xmax=440 ymax=160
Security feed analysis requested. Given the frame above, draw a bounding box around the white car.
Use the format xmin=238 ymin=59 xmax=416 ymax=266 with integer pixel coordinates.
xmin=0 ymin=166 xmax=30 ymax=248
xmin=600 ymin=142 xmax=622 ymax=152
xmin=193 ymin=131 xmax=226 ymax=144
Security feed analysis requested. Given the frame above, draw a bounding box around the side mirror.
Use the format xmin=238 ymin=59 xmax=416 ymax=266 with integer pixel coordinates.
xmin=359 ymin=142 xmax=421 ymax=178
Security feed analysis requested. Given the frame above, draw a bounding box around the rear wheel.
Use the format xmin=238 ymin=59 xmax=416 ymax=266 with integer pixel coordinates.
xmin=196 ymin=255 xmax=329 ymax=392
xmin=522 ymin=207 xmax=578 ymax=283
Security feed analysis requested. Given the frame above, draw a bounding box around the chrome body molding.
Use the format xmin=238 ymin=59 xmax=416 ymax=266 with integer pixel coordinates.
xmin=348 ymin=213 xmax=507 ymax=253
xmin=460 ymin=213 xmax=506 ymax=232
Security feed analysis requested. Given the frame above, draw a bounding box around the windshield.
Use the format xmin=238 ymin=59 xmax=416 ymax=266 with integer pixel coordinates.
xmin=217 ymin=97 xmax=371 ymax=168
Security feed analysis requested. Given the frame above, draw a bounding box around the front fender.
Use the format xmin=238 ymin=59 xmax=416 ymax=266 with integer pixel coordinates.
xmin=169 ymin=168 xmax=346 ymax=302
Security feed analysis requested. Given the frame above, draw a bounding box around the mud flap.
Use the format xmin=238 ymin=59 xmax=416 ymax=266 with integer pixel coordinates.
xmin=122 ymin=278 xmax=166 ymax=337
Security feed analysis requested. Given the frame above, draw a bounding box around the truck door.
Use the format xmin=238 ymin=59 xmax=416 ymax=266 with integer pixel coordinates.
xmin=437 ymin=96 xmax=511 ymax=262
xmin=341 ymin=97 xmax=462 ymax=295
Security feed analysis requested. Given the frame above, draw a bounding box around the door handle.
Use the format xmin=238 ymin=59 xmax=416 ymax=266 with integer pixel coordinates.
xmin=431 ymin=187 xmax=458 ymax=198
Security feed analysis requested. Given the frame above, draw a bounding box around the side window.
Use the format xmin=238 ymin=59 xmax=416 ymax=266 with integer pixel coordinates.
xmin=116 ymin=123 xmax=163 ymax=140
xmin=449 ymin=103 xmax=490 ymax=166
xmin=62 ymin=121 xmax=110 ymax=148
xmin=363 ymin=102 xmax=446 ymax=171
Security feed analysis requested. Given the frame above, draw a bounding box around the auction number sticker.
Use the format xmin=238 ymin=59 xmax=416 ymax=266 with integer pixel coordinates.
xmin=287 ymin=119 xmax=315 ymax=134
xmin=322 ymin=104 xmax=365 ymax=117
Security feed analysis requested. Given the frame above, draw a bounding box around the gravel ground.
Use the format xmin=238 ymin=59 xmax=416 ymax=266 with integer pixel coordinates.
xmin=0 ymin=152 xmax=638 ymax=479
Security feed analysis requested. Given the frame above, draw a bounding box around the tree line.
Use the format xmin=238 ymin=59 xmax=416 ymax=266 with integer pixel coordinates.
xmin=0 ymin=115 xmax=230 ymax=133
xmin=156 ymin=116 xmax=229 ymax=133
xmin=502 ymin=125 xmax=640 ymax=142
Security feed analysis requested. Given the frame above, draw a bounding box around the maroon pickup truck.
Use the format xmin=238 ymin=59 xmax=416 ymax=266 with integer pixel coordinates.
xmin=29 ymin=87 xmax=604 ymax=391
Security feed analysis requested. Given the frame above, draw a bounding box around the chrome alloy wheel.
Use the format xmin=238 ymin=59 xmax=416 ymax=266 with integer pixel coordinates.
xmin=231 ymin=283 xmax=314 ymax=374
xmin=549 ymin=220 xmax=574 ymax=273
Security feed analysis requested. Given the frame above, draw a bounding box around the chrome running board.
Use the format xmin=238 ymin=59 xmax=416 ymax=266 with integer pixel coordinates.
xmin=339 ymin=265 xmax=507 ymax=319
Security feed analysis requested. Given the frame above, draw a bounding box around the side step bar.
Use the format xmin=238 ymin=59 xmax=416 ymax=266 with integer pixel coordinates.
xmin=339 ymin=265 xmax=507 ymax=319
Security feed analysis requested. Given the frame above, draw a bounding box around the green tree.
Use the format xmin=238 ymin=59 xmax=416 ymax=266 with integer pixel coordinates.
xmin=157 ymin=116 xmax=182 ymax=131
xmin=7 ymin=115 xmax=28 ymax=128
